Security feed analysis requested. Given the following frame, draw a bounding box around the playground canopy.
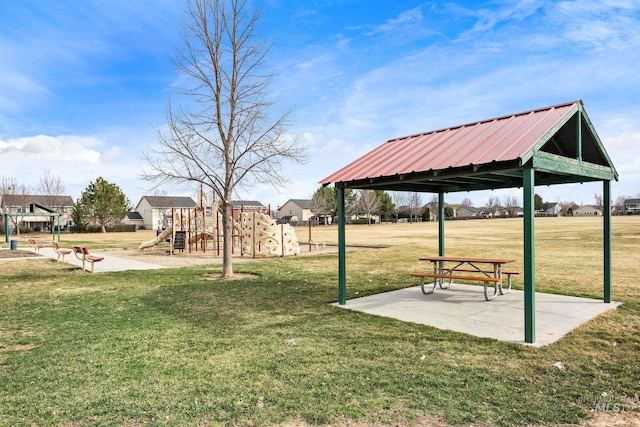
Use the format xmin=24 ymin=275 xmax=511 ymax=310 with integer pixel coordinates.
xmin=4 ymin=202 xmax=62 ymax=242
xmin=320 ymin=100 xmax=618 ymax=344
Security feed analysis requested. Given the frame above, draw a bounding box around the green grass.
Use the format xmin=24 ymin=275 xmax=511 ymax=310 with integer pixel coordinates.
xmin=1 ymin=218 xmax=639 ymax=426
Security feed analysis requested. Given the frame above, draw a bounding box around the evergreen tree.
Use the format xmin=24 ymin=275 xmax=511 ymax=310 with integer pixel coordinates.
xmin=70 ymin=200 xmax=87 ymax=232
xmin=79 ymin=177 xmax=131 ymax=233
xmin=375 ymin=190 xmax=395 ymax=221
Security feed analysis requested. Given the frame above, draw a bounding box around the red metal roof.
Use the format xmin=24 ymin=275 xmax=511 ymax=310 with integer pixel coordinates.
xmin=320 ymin=101 xmax=580 ymax=185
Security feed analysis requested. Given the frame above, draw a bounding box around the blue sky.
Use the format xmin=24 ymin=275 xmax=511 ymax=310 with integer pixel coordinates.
xmin=1 ymin=0 xmax=639 ymax=210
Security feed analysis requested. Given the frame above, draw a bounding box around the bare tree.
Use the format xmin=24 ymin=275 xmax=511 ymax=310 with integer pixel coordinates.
xmin=37 ymin=169 xmax=66 ymax=197
xmin=460 ymin=197 xmax=474 ymax=208
xmin=391 ymin=191 xmax=408 ymax=220
xmin=0 ymin=176 xmax=31 ymax=235
xmin=354 ymin=190 xmax=380 ymax=225
xmin=487 ymin=195 xmax=500 ymax=209
xmin=143 ymin=0 xmax=306 ymax=277
xmin=558 ymin=200 xmax=579 ymax=216
xmin=408 ymin=192 xmax=423 ymax=223
xmin=503 ymin=195 xmax=519 ymax=216
xmin=36 ymin=169 xmax=67 ymax=215
xmin=614 ymin=195 xmax=628 ymax=215
xmin=0 ymin=176 xmax=19 ymax=196
xmin=310 ymin=186 xmax=335 ymax=224
xmin=594 ymin=193 xmax=603 ymax=209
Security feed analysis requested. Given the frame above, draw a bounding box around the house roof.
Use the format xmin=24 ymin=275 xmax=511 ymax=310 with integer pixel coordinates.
xmin=457 ymin=206 xmax=481 ymax=214
xmin=280 ymin=199 xmax=312 ymax=210
xmin=320 ymin=101 xmax=618 ymax=194
xmin=1 ymin=194 xmax=74 ymax=208
xmin=232 ymin=200 xmax=266 ymax=208
xmin=126 ymin=211 xmax=144 ymax=220
xmin=141 ymin=196 xmax=196 ymax=208
xmin=624 ymin=198 xmax=640 ymax=204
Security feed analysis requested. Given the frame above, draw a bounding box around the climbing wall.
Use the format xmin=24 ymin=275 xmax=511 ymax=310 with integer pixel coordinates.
xmin=240 ymin=212 xmax=300 ymax=257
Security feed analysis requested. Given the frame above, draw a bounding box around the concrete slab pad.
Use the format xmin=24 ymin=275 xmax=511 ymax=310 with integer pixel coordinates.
xmin=333 ymin=284 xmax=621 ymax=347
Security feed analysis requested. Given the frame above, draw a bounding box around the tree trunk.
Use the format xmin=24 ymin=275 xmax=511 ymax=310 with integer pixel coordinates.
xmin=221 ymin=199 xmax=234 ymax=278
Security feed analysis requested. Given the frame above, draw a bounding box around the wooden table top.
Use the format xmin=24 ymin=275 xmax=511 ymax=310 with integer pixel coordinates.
xmin=420 ymin=256 xmax=517 ymax=264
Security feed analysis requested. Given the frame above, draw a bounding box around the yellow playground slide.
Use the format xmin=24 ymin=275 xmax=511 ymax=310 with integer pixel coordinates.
xmin=138 ymin=227 xmax=173 ymax=250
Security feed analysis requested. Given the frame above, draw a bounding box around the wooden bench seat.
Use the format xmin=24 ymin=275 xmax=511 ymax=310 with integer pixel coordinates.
xmin=52 ymin=242 xmax=72 ymax=262
xmin=441 ymin=268 xmax=520 ymax=293
xmin=29 ymin=239 xmax=45 ymax=254
xmin=441 ymin=268 xmax=520 ymax=276
xmin=72 ymin=246 xmax=104 ymax=272
xmin=410 ymin=272 xmax=508 ymax=301
xmin=410 ymin=272 xmax=501 ymax=283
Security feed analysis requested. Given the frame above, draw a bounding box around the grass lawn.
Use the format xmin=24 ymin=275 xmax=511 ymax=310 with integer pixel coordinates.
xmin=1 ymin=217 xmax=639 ymax=426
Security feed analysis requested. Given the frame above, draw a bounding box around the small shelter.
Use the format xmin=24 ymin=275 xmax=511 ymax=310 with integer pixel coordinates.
xmin=320 ymin=100 xmax=618 ymax=343
xmin=3 ymin=202 xmax=62 ymax=242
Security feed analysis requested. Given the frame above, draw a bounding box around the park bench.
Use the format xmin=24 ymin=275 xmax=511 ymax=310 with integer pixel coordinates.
xmin=52 ymin=242 xmax=72 ymax=263
xmin=29 ymin=239 xmax=45 ymax=254
xmin=72 ymin=246 xmax=104 ymax=272
xmin=309 ymin=240 xmax=326 ymax=250
xmin=440 ymin=268 xmax=521 ymax=294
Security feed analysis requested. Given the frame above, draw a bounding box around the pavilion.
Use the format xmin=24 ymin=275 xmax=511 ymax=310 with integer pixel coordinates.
xmin=320 ymin=100 xmax=618 ymax=344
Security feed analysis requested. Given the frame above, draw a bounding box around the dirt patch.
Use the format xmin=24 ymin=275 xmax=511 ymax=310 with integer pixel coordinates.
xmin=199 ymin=272 xmax=260 ymax=281
xmin=0 ymin=249 xmax=40 ymax=259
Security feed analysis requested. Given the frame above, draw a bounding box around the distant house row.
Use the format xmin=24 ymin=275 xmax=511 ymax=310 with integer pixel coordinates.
xmin=2 ymin=195 xmax=640 ymax=232
xmin=0 ymin=194 xmax=307 ymax=232
xmin=454 ymin=203 xmax=606 ymax=218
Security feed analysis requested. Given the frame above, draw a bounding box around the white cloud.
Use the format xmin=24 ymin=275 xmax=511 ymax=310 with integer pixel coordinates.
xmin=0 ymin=135 xmax=101 ymax=163
xmin=369 ymin=5 xmax=425 ymax=34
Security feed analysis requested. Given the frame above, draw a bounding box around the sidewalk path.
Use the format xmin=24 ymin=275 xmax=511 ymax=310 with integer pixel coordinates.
xmin=38 ymin=247 xmax=166 ymax=272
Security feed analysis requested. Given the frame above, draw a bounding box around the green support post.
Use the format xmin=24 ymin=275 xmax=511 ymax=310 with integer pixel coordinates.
xmin=576 ymin=109 xmax=582 ymax=162
xmin=604 ymin=180 xmax=612 ymax=303
xmin=4 ymin=214 xmax=8 ymax=243
xmin=438 ymin=192 xmax=445 ymax=257
xmin=337 ymin=187 xmax=347 ymax=305
xmin=523 ymin=168 xmax=536 ymax=343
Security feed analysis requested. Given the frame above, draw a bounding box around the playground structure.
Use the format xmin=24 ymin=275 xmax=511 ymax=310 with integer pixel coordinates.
xmin=240 ymin=211 xmax=299 ymax=257
xmin=138 ymin=199 xmax=300 ymax=258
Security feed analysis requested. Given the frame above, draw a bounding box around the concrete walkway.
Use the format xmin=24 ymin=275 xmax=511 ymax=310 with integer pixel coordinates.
xmin=37 ymin=247 xmax=166 ymax=272
xmin=333 ymin=284 xmax=621 ymax=347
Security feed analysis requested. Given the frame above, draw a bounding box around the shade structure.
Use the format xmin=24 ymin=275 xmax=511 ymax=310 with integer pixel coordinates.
xmin=320 ymin=100 xmax=618 ymax=344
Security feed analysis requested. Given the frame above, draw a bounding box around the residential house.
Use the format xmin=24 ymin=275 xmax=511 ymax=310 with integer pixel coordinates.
xmin=231 ymin=200 xmax=269 ymax=221
xmin=1 ymin=194 xmax=75 ymax=231
xmin=423 ymin=201 xmax=456 ymax=221
xmin=277 ymin=199 xmax=313 ymax=224
xmin=133 ymin=196 xmax=197 ymax=230
xmin=574 ymin=205 xmax=602 ymax=216
xmin=456 ymin=206 xmax=481 ymax=219
xmin=478 ymin=206 xmax=507 ymax=218
xmin=122 ymin=211 xmax=145 ymax=230
xmin=623 ymin=198 xmax=640 ymax=215
xmin=545 ymin=202 xmax=562 ymax=216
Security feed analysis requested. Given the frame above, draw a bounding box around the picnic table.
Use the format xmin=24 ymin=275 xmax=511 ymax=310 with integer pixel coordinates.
xmin=411 ymin=255 xmax=518 ymax=301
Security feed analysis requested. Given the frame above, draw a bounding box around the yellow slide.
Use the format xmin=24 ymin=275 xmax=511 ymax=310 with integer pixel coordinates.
xmin=138 ymin=227 xmax=173 ymax=250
